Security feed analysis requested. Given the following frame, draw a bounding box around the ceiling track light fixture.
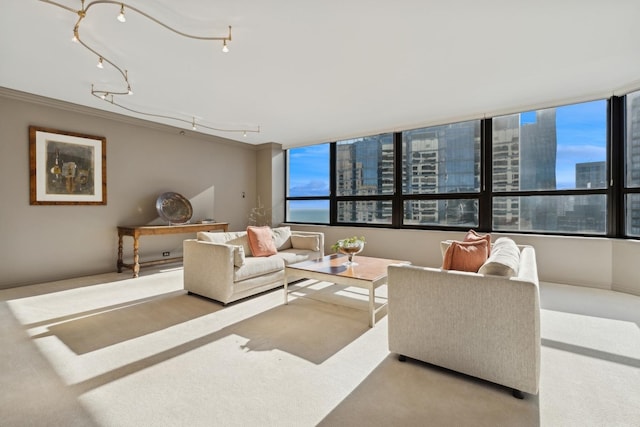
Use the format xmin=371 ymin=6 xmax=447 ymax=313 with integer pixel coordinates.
xmin=117 ymin=3 xmax=126 ymax=22
xmin=39 ymin=0 xmax=260 ymax=136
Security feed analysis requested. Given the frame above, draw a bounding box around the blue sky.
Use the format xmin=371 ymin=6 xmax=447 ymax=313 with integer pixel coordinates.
xmin=288 ymin=99 xmax=607 ymax=194
xmin=553 ymin=100 xmax=607 ymax=188
xmin=288 ymin=143 xmax=330 ymax=197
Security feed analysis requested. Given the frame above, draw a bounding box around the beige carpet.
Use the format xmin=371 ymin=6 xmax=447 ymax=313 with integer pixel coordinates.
xmin=1 ymin=268 xmax=639 ymax=427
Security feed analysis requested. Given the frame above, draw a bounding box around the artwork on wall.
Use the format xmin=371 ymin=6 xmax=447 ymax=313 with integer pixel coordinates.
xmin=29 ymin=126 xmax=106 ymax=205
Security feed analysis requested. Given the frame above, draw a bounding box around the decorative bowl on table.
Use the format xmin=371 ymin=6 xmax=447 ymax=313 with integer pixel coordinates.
xmin=156 ymin=192 xmax=193 ymax=225
xmin=332 ymin=236 xmax=365 ymax=266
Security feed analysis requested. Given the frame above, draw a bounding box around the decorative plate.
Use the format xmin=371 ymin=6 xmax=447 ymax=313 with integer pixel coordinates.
xmin=156 ymin=192 xmax=193 ymax=224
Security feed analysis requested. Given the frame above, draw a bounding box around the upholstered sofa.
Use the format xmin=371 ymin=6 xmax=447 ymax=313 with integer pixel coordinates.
xmin=387 ymin=241 xmax=540 ymax=398
xmin=183 ymin=226 xmax=324 ymax=304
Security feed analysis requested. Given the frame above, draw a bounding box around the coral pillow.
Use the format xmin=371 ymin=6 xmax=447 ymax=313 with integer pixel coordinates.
xmin=246 ymin=226 xmax=277 ymax=257
xmin=442 ymin=240 xmax=489 ymax=273
xmin=464 ymin=229 xmax=492 ymax=256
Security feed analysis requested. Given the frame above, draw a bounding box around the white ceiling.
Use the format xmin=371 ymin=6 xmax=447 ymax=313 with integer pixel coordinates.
xmin=2 ymin=1 xmax=640 ymax=148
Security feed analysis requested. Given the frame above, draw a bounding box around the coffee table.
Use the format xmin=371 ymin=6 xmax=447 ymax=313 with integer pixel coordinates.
xmin=284 ymin=254 xmax=409 ymax=327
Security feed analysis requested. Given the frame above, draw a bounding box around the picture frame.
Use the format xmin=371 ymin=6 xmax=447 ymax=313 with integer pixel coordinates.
xmin=29 ymin=126 xmax=107 ymax=205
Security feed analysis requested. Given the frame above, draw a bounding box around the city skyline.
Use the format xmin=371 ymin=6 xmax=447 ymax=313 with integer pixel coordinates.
xmin=288 ymin=100 xmax=607 ymax=197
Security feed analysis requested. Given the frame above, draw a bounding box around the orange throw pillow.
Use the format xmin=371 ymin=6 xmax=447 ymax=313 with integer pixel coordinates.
xmin=463 ymin=229 xmax=491 ymax=256
xmin=442 ymin=240 xmax=489 ymax=273
xmin=246 ymin=226 xmax=277 ymax=257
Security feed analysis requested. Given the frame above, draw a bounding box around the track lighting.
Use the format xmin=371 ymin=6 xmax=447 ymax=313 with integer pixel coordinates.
xmin=117 ymin=4 xmax=126 ymax=22
xmin=40 ymin=0 xmax=259 ymax=137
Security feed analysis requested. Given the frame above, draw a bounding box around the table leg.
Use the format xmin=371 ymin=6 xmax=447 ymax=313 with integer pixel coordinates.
xmin=132 ymin=235 xmax=140 ymax=278
xmin=369 ymin=286 xmax=375 ymax=327
xmin=117 ymin=234 xmax=124 ymax=273
xmin=284 ymin=276 xmax=289 ymax=305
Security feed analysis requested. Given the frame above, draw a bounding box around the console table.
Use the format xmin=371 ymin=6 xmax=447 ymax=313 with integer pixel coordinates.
xmin=117 ymin=223 xmax=228 ymax=278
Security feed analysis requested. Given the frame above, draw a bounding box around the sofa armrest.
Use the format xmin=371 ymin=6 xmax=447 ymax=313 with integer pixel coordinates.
xmin=517 ymin=245 xmax=539 ymax=284
xmin=183 ymin=239 xmax=236 ymax=302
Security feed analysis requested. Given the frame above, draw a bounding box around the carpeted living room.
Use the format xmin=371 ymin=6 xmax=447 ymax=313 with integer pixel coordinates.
xmin=2 ymin=266 xmax=639 ymax=426
xmin=2 ymin=2 xmax=640 ymax=426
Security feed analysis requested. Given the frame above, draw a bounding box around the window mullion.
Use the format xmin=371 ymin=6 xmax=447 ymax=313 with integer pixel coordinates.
xmin=610 ymin=96 xmax=624 ymax=237
xmin=479 ymin=118 xmax=492 ymax=231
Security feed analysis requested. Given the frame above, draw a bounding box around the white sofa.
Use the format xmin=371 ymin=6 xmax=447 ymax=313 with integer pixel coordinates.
xmin=387 ymin=243 xmax=540 ymax=398
xmin=183 ymin=227 xmax=324 ymax=304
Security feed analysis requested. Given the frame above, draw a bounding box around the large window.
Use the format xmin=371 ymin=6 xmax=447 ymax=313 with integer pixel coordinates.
xmin=492 ymin=101 xmax=607 ymax=234
xmin=402 ymin=121 xmax=480 ymax=227
xmin=286 ymin=143 xmax=330 ymax=223
xmin=285 ymin=93 xmax=640 ymax=239
xmin=335 ymin=134 xmax=394 ymax=224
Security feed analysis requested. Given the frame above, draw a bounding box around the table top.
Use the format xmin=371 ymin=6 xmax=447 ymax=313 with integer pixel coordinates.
xmin=117 ymin=222 xmax=228 ymax=235
xmin=286 ymin=254 xmax=409 ymax=282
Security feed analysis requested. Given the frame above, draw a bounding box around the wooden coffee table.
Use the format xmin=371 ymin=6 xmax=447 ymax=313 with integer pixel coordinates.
xmin=284 ymin=254 xmax=409 ymax=327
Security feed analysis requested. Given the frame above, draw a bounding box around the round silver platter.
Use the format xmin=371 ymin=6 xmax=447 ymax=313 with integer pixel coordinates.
xmin=156 ymin=192 xmax=193 ymax=224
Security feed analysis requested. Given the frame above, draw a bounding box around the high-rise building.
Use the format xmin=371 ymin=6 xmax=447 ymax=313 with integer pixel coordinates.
xmin=556 ymin=161 xmax=607 ymax=232
xmin=492 ymin=109 xmax=558 ymax=231
xmin=336 ymin=134 xmax=393 ymax=223
xmin=402 ymin=122 xmax=480 ymax=225
xmin=521 ymin=109 xmax=558 ymax=231
xmin=576 ymin=162 xmax=606 ymax=189
xmin=492 ymin=114 xmax=520 ymax=228
xmin=627 ymin=95 xmax=640 ymax=235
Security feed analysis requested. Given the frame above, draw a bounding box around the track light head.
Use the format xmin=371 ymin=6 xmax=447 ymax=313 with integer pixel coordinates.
xmin=97 ymin=57 xmax=104 ymax=69
xmin=117 ymin=4 xmax=126 ymax=22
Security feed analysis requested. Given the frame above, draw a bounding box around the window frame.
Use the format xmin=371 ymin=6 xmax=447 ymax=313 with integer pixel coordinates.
xmin=285 ymin=95 xmax=640 ymax=239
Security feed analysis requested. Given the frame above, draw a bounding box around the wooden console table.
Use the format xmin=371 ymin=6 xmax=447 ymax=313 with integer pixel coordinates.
xmin=117 ymin=223 xmax=228 ymax=278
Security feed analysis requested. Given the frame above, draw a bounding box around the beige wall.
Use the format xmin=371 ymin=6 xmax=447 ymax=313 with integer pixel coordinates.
xmin=0 ymin=89 xmax=259 ymax=288
xmin=255 ymin=143 xmax=285 ymax=226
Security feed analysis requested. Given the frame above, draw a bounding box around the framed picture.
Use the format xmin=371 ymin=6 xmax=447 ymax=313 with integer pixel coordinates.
xmin=29 ymin=126 xmax=106 ymax=205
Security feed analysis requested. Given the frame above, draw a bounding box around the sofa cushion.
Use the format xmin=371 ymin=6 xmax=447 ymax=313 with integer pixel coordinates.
xmin=478 ymin=237 xmax=520 ymax=277
xmin=198 ymin=231 xmax=253 ymax=256
xmin=234 ymin=256 xmax=284 ymax=281
xmin=276 ymin=249 xmax=314 ymax=265
xmin=464 ymin=230 xmax=492 ymax=256
xmin=272 ymin=226 xmax=292 ymax=250
xmin=247 ymin=226 xmax=278 ymax=257
xmin=442 ymin=240 xmax=489 ymax=273
xmin=291 ymin=234 xmax=320 ymax=252
xmin=440 ymin=240 xmax=455 ymax=259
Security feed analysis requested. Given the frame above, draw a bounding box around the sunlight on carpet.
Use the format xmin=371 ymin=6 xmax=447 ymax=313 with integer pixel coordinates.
xmin=1 ymin=271 xmax=639 ymax=426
